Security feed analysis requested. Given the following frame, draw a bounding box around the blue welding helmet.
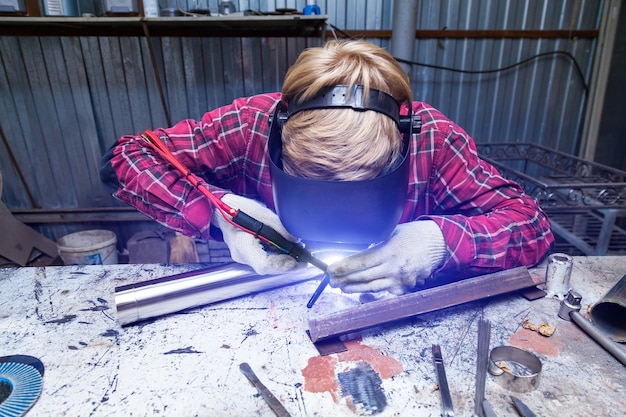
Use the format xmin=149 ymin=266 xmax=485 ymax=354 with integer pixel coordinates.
xmin=268 ymin=85 xmax=420 ymax=247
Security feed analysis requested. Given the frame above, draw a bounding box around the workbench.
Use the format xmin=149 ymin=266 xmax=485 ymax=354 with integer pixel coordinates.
xmin=1 ymin=256 xmax=625 ymax=416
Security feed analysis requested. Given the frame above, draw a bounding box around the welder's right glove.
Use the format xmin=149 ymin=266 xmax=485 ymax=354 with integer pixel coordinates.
xmin=327 ymin=220 xmax=448 ymax=295
xmin=212 ymin=193 xmax=302 ymax=275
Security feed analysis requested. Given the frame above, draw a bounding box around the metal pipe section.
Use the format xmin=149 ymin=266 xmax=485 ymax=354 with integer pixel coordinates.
xmin=115 ymin=263 xmax=324 ymax=326
xmin=570 ymin=311 xmax=626 ymax=366
xmin=590 ymin=273 xmax=626 ymax=342
xmin=559 ymin=290 xmax=626 ymax=366
xmin=390 ymin=0 xmax=419 ymax=77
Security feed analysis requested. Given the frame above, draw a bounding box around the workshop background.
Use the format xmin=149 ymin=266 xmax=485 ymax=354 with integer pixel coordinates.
xmin=0 ymin=0 xmax=625 ymax=265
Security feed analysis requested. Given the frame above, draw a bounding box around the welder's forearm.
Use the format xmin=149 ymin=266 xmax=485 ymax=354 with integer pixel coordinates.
xmin=427 ymin=204 xmax=554 ymax=275
xmin=109 ymin=133 xmax=232 ymax=240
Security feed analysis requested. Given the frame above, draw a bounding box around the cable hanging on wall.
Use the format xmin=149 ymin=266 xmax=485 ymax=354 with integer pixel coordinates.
xmin=327 ymin=23 xmax=589 ymax=94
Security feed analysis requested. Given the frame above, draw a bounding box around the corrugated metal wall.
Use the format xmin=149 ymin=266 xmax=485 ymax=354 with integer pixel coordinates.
xmin=0 ymin=0 xmax=604 ymax=244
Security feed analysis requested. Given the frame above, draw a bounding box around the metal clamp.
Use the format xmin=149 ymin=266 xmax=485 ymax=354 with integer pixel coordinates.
xmin=488 ymin=346 xmax=542 ymax=392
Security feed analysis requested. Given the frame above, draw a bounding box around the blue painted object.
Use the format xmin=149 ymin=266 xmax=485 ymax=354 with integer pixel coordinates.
xmin=303 ymin=4 xmax=320 ymax=15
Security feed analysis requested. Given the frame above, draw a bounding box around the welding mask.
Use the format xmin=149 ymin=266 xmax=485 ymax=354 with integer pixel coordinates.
xmin=268 ymin=85 xmax=421 ymax=248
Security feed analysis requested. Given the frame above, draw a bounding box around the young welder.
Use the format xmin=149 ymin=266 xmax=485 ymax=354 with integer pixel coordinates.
xmin=100 ymin=40 xmax=554 ymax=298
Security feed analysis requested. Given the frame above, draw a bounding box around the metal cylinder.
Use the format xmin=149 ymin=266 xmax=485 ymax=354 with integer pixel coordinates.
xmin=544 ymin=253 xmax=573 ymax=299
xmin=390 ymin=0 xmax=418 ymax=76
xmin=571 ymin=311 xmax=626 ymax=366
xmin=115 ymin=263 xmax=324 ymax=326
xmin=590 ymin=273 xmax=626 ymax=342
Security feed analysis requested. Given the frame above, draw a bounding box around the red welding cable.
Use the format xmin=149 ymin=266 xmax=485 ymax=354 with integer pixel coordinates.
xmin=140 ymin=130 xmax=233 ymax=215
xmin=139 ymin=130 xmax=280 ymax=249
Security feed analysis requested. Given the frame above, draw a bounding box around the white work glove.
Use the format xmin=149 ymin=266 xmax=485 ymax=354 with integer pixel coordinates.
xmin=212 ymin=194 xmax=301 ymax=275
xmin=327 ymin=220 xmax=448 ymax=295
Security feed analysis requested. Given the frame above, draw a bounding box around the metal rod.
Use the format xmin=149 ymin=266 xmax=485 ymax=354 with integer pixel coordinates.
xmin=570 ymin=310 xmax=626 ymax=366
xmin=306 ymin=273 xmax=329 ymax=308
xmin=473 ymin=319 xmax=491 ymax=417
xmin=115 ymin=263 xmax=323 ymax=326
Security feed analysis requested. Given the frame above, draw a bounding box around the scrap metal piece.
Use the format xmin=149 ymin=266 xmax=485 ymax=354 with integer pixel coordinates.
xmin=518 ymin=286 xmax=547 ymax=301
xmin=307 ymin=330 xmax=348 ymax=356
xmin=474 ymin=319 xmax=491 ymax=417
xmin=488 ymin=346 xmax=542 ymax=393
xmin=239 ymin=362 xmax=292 ymax=417
xmin=432 ymin=344 xmax=455 ymax=417
xmin=511 ymin=396 xmax=537 ymax=417
xmin=309 ymin=267 xmax=540 ymax=343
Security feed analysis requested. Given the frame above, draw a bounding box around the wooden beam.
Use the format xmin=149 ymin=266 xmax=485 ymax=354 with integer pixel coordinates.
xmin=308 ymin=266 xmax=543 ymax=343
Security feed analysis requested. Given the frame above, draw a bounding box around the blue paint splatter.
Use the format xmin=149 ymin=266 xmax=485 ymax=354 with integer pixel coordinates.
xmin=338 ymin=361 xmax=387 ymax=414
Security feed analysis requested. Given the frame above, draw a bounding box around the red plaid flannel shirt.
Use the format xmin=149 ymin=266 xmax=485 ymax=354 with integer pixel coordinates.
xmin=107 ymin=93 xmax=553 ymax=278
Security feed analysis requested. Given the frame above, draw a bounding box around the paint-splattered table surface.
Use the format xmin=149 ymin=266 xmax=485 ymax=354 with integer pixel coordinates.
xmin=1 ymin=256 xmax=625 ymax=416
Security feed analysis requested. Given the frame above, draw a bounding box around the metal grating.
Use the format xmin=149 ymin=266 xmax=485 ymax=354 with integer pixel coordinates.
xmin=549 ymin=211 xmax=626 ymax=256
xmin=477 ymin=142 xmax=626 ymax=256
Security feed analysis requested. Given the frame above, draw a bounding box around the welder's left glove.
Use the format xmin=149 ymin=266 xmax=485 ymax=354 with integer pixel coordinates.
xmin=212 ymin=194 xmax=302 ymax=275
xmin=327 ymin=220 xmax=448 ymax=295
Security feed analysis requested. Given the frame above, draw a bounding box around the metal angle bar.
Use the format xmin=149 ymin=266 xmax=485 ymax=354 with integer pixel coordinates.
xmin=308 ymin=267 xmax=540 ymax=343
xmin=432 ymin=344 xmax=455 ymax=417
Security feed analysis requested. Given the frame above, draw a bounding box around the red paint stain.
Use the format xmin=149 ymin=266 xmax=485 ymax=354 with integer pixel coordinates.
xmin=508 ymin=328 xmax=561 ymax=356
xmin=301 ymin=338 xmax=403 ymax=401
xmin=337 ymin=339 xmax=404 ymax=379
xmin=301 ymin=355 xmax=339 ymax=401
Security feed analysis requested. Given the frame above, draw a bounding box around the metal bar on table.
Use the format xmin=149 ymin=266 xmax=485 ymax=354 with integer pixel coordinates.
xmin=474 ymin=319 xmax=491 ymax=417
xmin=432 ymin=344 xmax=455 ymax=417
xmin=308 ymin=267 xmax=540 ymax=343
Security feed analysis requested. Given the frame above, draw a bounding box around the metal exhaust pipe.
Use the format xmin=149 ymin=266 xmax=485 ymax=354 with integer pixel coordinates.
xmin=115 ymin=263 xmax=324 ymax=326
xmin=590 ymin=273 xmax=626 ymax=342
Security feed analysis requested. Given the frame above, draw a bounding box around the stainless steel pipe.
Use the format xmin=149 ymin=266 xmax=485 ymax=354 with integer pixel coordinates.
xmin=559 ymin=290 xmax=626 ymax=366
xmin=590 ymin=273 xmax=626 ymax=342
xmin=571 ymin=310 xmax=626 ymax=366
xmin=115 ymin=263 xmax=324 ymax=326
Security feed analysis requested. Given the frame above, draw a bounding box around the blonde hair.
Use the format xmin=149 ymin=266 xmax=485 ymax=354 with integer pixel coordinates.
xmin=280 ymin=40 xmax=412 ymax=181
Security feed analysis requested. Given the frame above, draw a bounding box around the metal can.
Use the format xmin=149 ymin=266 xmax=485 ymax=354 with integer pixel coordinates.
xmin=544 ymin=253 xmax=573 ymax=299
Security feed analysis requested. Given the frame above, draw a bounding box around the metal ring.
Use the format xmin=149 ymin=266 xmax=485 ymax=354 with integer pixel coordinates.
xmin=488 ymin=346 xmax=542 ymax=392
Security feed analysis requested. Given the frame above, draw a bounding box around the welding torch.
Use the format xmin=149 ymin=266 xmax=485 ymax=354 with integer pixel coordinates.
xmin=139 ymin=130 xmax=329 ymax=306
